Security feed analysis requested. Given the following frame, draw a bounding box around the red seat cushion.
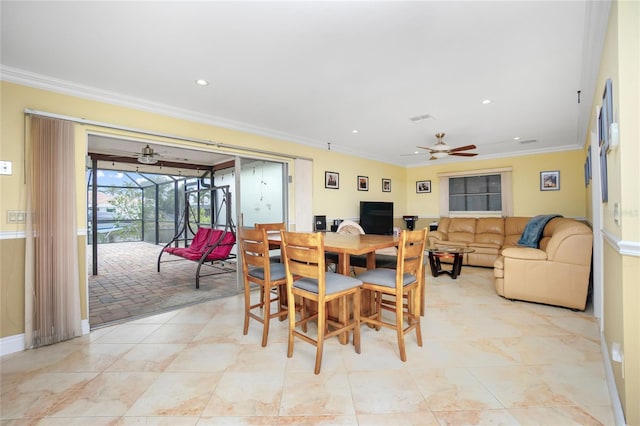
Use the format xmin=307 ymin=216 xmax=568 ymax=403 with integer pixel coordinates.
xmin=163 ymin=228 xmax=235 ymax=261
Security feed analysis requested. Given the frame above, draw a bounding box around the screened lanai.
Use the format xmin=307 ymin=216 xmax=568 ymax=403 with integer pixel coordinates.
xmin=86 ymin=135 xmax=243 ymax=328
xmin=87 ymin=168 xmax=220 ymax=268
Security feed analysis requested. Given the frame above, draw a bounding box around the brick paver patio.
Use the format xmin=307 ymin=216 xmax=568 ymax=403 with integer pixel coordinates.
xmin=88 ymin=241 xmax=239 ymax=328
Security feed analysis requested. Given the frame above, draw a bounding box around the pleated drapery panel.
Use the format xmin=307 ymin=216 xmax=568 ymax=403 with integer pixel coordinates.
xmin=25 ymin=116 xmax=82 ymax=348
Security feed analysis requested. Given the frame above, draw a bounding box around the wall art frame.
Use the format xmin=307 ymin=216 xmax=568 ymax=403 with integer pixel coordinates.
xmin=358 ymin=175 xmax=369 ymax=191
xmin=325 ymin=171 xmax=339 ymax=189
xmin=382 ymin=178 xmax=391 ymax=192
xmin=540 ymin=170 xmax=560 ymax=191
xmin=416 ymin=180 xmax=431 ymax=193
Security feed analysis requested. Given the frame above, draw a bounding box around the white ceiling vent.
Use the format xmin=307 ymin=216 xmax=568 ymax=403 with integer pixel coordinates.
xmin=518 ymin=139 xmax=538 ymax=144
xmin=409 ymin=114 xmax=433 ymax=122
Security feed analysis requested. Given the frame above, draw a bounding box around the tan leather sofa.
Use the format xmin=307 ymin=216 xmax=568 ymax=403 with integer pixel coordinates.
xmin=428 ymin=216 xmax=533 ymax=267
xmin=428 ymin=216 xmax=593 ymax=310
xmin=493 ymin=218 xmax=593 ymax=310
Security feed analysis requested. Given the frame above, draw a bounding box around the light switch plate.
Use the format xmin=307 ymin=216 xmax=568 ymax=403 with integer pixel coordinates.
xmin=0 ymin=161 xmax=12 ymax=175
xmin=7 ymin=210 xmax=26 ymax=224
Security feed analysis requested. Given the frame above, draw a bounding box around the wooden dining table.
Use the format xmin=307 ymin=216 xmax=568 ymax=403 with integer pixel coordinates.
xmin=267 ymin=232 xmax=399 ymax=275
xmin=268 ymin=231 xmax=399 ymax=344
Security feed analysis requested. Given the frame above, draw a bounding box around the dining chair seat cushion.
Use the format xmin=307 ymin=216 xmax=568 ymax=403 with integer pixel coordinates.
xmin=248 ymin=263 xmax=286 ymax=281
xmin=294 ymin=272 xmax=362 ymax=295
xmin=357 ymin=268 xmax=416 ymax=288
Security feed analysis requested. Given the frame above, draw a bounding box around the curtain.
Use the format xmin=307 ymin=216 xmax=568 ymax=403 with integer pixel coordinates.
xmin=25 ymin=116 xmax=82 ymax=348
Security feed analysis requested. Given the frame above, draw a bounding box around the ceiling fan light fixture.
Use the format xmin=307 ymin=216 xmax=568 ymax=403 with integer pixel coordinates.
xmin=138 ymin=144 xmax=158 ymax=164
xmin=432 ymin=151 xmax=449 ymax=159
xmin=431 ymin=142 xmax=450 ymax=152
xmin=138 ymin=155 xmax=158 ymax=164
xmin=431 ymin=132 xmax=450 ymax=151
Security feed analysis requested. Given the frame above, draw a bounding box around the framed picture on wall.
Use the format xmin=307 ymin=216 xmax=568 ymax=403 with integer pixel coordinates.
xmin=540 ymin=170 xmax=560 ymax=191
xmin=382 ymin=178 xmax=391 ymax=192
xmin=416 ymin=180 xmax=431 ymax=193
xmin=325 ymin=171 xmax=339 ymax=189
xmin=358 ymin=175 xmax=369 ymax=191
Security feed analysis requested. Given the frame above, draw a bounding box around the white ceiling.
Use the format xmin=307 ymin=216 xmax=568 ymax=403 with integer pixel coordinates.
xmin=1 ymin=1 xmax=607 ymax=167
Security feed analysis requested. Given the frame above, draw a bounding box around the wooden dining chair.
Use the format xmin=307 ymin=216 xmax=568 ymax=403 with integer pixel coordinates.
xmin=255 ymin=222 xmax=286 ymax=262
xmin=239 ymin=227 xmax=288 ymax=347
xmin=356 ymin=228 xmax=427 ymax=362
xmin=280 ymin=231 xmax=362 ymax=374
xmin=255 ymin=222 xmax=287 ymax=310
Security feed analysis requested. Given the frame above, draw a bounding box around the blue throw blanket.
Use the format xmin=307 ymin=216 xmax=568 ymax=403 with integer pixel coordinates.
xmin=517 ymin=214 xmax=562 ymax=248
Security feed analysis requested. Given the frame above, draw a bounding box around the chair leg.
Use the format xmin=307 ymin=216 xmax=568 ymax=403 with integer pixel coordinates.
xmin=314 ymin=303 xmax=326 ymax=375
xmin=413 ymin=287 xmax=423 ymax=347
xmin=243 ymin=279 xmax=251 ymax=336
xmin=375 ymin=291 xmax=383 ymax=331
xmin=287 ymin=290 xmax=296 ymax=359
xmin=353 ymin=290 xmax=361 ymax=354
xmin=396 ymin=293 xmax=407 ymax=362
xmin=261 ymin=285 xmax=271 ymax=347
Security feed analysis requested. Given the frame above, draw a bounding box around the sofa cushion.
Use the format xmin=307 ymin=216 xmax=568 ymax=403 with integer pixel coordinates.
xmin=503 ymin=217 xmax=531 ymax=247
xmin=474 ymin=218 xmax=505 ymax=246
xmin=447 ymin=218 xmax=476 ymax=243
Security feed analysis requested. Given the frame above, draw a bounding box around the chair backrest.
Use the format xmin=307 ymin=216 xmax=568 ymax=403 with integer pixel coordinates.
xmin=280 ymin=231 xmax=326 ymax=294
xmin=336 ymin=220 xmax=365 ymax=235
xmin=396 ymin=229 xmax=428 ymax=285
xmin=203 ymin=229 xmax=236 ymax=260
xmin=238 ymin=227 xmax=270 ymax=277
xmin=255 ymin=222 xmax=286 ymax=234
xmin=188 ymin=227 xmax=213 ymax=252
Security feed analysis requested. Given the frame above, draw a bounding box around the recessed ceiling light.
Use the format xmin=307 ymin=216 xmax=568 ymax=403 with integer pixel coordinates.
xmin=195 ymin=79 xmax=209 ymax=86
xmin=481 ymin=99 xmax=492 ymax=105
xmin=352 ymin=129 xmax=359 ymax=134
xmin=514 ymin=137 xmax=521 ymax=140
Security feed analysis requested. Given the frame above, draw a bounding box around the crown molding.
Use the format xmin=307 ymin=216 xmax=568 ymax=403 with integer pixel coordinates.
xmin=1 ymin=66 xmax=335 ymax=152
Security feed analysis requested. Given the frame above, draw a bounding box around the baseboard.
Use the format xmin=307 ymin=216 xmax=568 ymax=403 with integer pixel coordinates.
xmin=82 ymin=319 xmax=90 ymax=335
xmin=601 ymin=333 xmax=627 ymax=425
xmin=1 ymin=321 xmax=91 ymax=357
xmin=0 ymin=333 xmax=25 ymax=356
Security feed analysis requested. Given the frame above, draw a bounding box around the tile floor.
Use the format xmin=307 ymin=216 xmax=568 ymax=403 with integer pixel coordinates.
xmin=1 ymin=267 xmax=614 ymax=425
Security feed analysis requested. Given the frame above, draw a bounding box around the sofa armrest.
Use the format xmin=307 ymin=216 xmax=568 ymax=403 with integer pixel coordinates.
xmin=428 ymin=230 xmax=446 ymax=242
xmin=501 ymin=247 xmax=548 ymax=261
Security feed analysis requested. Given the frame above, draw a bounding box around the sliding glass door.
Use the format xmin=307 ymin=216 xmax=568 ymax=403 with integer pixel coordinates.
xmin=236 ymin=158 xmax=287 ymax=227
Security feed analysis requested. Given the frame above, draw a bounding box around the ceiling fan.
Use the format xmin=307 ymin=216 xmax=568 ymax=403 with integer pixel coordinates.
xmin=416 ymin=133 xmax=478 ymax=160
xmin=137 ymin=144 xmax=158 ymax=164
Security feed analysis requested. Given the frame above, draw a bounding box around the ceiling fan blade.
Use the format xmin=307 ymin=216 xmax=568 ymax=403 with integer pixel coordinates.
xmin=449 ymin=144 xmax=477 ymax=153
xmin=416 ymin=145 xmax=435 ymax=152
xmin=449 ymin=152 xmax=478 ymax=157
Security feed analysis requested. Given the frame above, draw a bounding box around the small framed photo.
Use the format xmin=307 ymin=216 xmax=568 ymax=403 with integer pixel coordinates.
xmin=382 ymin=178 xmax=391 ymax=192
xmin=358 ymin=175 xmax=369 ymax=191
xmin=325 ymin=171 xmax=339 ymax=189
xmin=416 ymin=180 xmax=431 ymax=193
xmin=540 ymin=170 xmax=560 ymax=191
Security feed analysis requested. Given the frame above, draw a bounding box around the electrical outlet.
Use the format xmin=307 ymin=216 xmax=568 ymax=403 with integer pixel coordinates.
xmin=0 ymin=161 xmax=12 ymax=175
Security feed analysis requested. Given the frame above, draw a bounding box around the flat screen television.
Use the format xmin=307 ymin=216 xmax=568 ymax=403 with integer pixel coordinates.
xmin=359 ymin=201 xmax=394 ymax=235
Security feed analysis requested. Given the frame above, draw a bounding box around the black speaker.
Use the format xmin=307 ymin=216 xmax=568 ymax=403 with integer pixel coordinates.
xmin=314 ymin=215 xmax=326 ymax=231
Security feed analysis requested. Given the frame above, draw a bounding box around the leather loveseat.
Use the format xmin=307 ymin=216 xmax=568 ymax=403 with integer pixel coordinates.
xmin=428 ymin=216 xmax=593 ymax=310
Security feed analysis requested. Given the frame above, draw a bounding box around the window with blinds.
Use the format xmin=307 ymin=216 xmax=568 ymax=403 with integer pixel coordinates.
xmin=449 ymin=174 xmax=502 ymax=212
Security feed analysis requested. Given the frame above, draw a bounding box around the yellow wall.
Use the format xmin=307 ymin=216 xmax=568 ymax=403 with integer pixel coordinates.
xmin=587 ymin=1 xmax=640 ymax=424
xmin=0 ymin=80 xmax=589 ymax=342
xmin=405 ymin=151 xmax=587 ymax=220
